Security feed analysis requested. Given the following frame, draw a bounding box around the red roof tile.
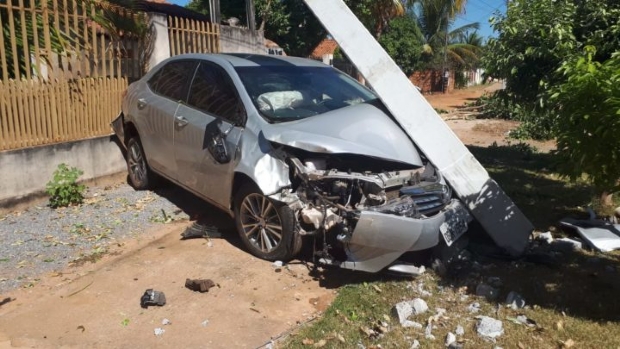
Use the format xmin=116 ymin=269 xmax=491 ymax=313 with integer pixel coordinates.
xmin=309 ymin=39 xmax=338 ymax=58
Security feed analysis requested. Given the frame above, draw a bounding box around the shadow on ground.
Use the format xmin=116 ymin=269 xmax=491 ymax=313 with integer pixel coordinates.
xmin=441 ymin=143 xmax=620 ymax=323
xmin=150 ymin=181 xmax=393 ymax=290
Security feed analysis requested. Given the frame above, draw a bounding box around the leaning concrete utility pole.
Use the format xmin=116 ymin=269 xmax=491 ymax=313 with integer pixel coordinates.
xmin=304 ymin=0 xmax=533 ymax=256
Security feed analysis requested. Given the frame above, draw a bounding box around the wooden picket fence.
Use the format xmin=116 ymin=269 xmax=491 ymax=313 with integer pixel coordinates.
xmin=0 ymin=77 xmax=127 ymax=151
xmin=168 ymin=14 xmax=220 ymax=56
xmin=0 ymin=0 xmax=222 ymax=152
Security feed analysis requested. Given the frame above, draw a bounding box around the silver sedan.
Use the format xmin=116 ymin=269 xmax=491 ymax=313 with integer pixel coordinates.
xmin=112 ymin=53 xmax=470 ymax=275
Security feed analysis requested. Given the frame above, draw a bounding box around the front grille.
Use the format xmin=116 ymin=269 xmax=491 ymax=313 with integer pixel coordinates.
xmin=400 ymin=182 xmax=449 ymax=216
xmin=410 ymin=194 xmax=445 ymax=215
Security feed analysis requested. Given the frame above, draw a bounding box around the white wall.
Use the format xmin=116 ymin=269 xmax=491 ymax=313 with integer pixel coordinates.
xmin=220 ymin=26 xmax=266 ymax=54
xmin=0 ymin=136 xmax=126 ymax=207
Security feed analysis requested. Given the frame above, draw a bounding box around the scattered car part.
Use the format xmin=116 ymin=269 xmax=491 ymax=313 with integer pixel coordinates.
xmin=559 ymin=218 xmax=620 ymax=252
xmin=185 ymin=279 xmax=216 ymax=293
xmin=140 ymin=289 xmax=166 ymax=308
xmin=181 ymin=222 xmax=221 ymax=239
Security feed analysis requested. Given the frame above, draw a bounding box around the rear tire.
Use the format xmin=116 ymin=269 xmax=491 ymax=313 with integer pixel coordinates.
xmin=234 ymin=183 xmax=301 ymax=261
xmin=126 ymin=137 xmax=153 ymax=190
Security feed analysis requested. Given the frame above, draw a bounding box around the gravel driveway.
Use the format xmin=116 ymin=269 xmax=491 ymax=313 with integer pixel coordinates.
xmin=0 ymin=182 xmax=190 ymax=294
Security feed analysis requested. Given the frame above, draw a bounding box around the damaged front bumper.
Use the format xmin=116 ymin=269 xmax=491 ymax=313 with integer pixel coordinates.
xmin=329 ymin=199 xmax=471 ymax=274
xmin=274 ymin=154 xmax=473 ymax=276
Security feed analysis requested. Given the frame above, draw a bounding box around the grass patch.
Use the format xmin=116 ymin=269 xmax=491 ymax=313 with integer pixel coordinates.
xmin=282 ymin=143 xmax=620 ymax=348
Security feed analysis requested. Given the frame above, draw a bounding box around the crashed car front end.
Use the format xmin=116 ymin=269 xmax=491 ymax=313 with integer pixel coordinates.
xmin=266 ymin=147 xmax=472 ymax=275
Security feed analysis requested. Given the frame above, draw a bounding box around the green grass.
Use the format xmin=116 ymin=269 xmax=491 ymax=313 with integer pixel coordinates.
xmin=282 ymin=143 xmax=620 ymax=348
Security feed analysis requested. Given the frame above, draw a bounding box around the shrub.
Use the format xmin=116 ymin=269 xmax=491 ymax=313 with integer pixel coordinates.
xmin=45 ymin=163 xmax=86 ymax=208
xmin=551 ymin=47 xmax=620 ymax=192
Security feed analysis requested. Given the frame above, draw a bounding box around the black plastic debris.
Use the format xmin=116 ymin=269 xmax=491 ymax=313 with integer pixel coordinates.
xmin=140 ymin=289 xmax=166 ymax=308
xmin=181 ymin=222 xmax=222 ymax=240
xmin=185 ymin=279 xmax=216 ymax=293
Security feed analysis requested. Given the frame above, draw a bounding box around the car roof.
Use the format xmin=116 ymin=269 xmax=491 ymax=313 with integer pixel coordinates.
xmin=166 ymin=53 xmax=329 ymax=68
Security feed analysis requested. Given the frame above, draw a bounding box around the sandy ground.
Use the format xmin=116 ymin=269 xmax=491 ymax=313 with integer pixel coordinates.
xmin=0 ymin=221 xmax=334 ymax=349
xmin=0 ymin=83 xmax=552 ymax=349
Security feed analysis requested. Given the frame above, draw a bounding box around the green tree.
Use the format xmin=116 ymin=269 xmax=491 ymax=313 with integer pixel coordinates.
xmin=378 ymin=16 xmax=425 ymax=75
xmin=482 ymin=0 xmax=620 ymax=136
xmin=551 ymin=46 xmax=620 ymax=194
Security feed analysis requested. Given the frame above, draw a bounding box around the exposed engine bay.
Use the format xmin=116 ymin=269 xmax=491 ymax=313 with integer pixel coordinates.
xmin=268 ymin=145 xmax=469 ymax=273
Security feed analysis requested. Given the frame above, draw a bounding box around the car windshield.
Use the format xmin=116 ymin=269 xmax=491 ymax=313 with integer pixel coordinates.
xmin=235 ymin=65 xmax=377 ymax=122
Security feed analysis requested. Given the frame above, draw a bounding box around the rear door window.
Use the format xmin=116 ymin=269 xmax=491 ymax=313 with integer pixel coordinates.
xmin=187 ymin=61 xmax=246 ymax=125
xmin=148 ymin=60 xmax=197 ymax=102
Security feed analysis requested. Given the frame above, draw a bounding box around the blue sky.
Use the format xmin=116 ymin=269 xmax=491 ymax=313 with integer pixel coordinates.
xmin=454 ymin=0 xmax=506 ymax=39
xmin=167 ymin=0 xmax=505 ymax=39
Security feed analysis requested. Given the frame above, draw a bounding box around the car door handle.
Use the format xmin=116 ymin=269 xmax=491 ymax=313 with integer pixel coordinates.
xmin=175 ymin=115 xmax=189 ymax=127
xmin=137 ymin=98 xmax=147 ymax=110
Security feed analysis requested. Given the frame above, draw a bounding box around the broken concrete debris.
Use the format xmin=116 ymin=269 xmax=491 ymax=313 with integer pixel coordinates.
xmin=445 ymin=332 xmax=456 ymax=346
xmin=425 ymin=323 xmax=435 ymax=340
xmin=272 ymin=261 xmax=284 ymax=272
xmin=392 ymin=298 xmax=427 ymax=328
xmin=154 ymin=328 xmax=165 ymax=337
xmin=410 ymin=340 xmax=420 ymax=349
xmin=476 ymin=283 xmax=499 ymax=300
xmin=476 ymin=316 xmax=504 ymax=341
xmin=467 ymin=302 xmax=481 ymax=313
xmin=416 ymin=282 xmax=432 ymax=297
xmin=506 ymin=291 xmax=526 ymax=310
xmin=455 ymin=325 xmax=465 ymax=336
xmin=536 ymin=231 xmax=554 ymax=244
xmin=161 ymin=318 xmax=171 ymax=325
xmin=185 ymin=278 xmax=216 ymax=293
xmin=140 ymin=289 xmax=166 ymax=309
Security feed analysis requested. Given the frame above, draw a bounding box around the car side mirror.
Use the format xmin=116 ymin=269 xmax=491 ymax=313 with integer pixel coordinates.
xmin=208 ymin=133 xmax=230 ymax=164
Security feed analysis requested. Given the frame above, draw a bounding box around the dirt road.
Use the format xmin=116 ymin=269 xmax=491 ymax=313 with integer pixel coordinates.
xmin=0 ymin=222 xmax=333 ymax=348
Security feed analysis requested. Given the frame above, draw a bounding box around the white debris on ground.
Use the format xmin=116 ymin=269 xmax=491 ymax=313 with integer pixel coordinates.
xmin=201 ymin=319 xmax=210 ymax=327
xmin=536 ymin=231 xmax=554 ymax=244
xmin=161 ymin=318 xmax=172 ymax=325
xmin=416 ymin=282 xmax=433 ymax=297
xmin=154 ymin=328 xmax=165 ymax=337
xmin=272 ymin=260 xmax=284 ymax=272
xmin=455 ymin=325 xmax=465 ymax=335
xmin=445 ymin=332 xmax=456 ymax=346
xmin=476 ymin=316 xmax=504 ymax=341
xmin=425 ymin=323 xmax=435 ymax=340
xmin=410 ymin=339 xmax=420 ymax=349
xmin=392 ymin=298 xmax=427 ymax=328
xmin=467 ymin=302 xmax=481 ymax=313
xmin=551 ymin=238 xmax=583 ymax=252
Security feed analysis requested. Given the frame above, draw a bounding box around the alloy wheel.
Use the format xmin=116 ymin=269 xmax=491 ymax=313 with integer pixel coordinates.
xmin=239 ymin=193 xmax=283 ymax=253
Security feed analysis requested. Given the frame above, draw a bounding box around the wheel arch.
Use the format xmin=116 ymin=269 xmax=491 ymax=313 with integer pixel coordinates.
xmin=124 ymin=121 xmax=139 ymax=145
xmin=231 ymin=172 xmax=258 ymax=210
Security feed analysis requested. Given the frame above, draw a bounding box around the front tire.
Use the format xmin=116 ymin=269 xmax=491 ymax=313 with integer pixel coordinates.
xmin=126 ymin=137 xmax=153 ymax=190
xmin=234 ymin=183 xmax=301 ymax=261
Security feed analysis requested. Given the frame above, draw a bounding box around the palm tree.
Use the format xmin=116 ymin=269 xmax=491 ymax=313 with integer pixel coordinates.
xmin=412 ymin=0 xmax=480 ymax=68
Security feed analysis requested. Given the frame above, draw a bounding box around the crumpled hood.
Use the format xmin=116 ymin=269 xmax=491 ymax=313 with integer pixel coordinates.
xmin=261 ymin=103 xmax=423 ymax=166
